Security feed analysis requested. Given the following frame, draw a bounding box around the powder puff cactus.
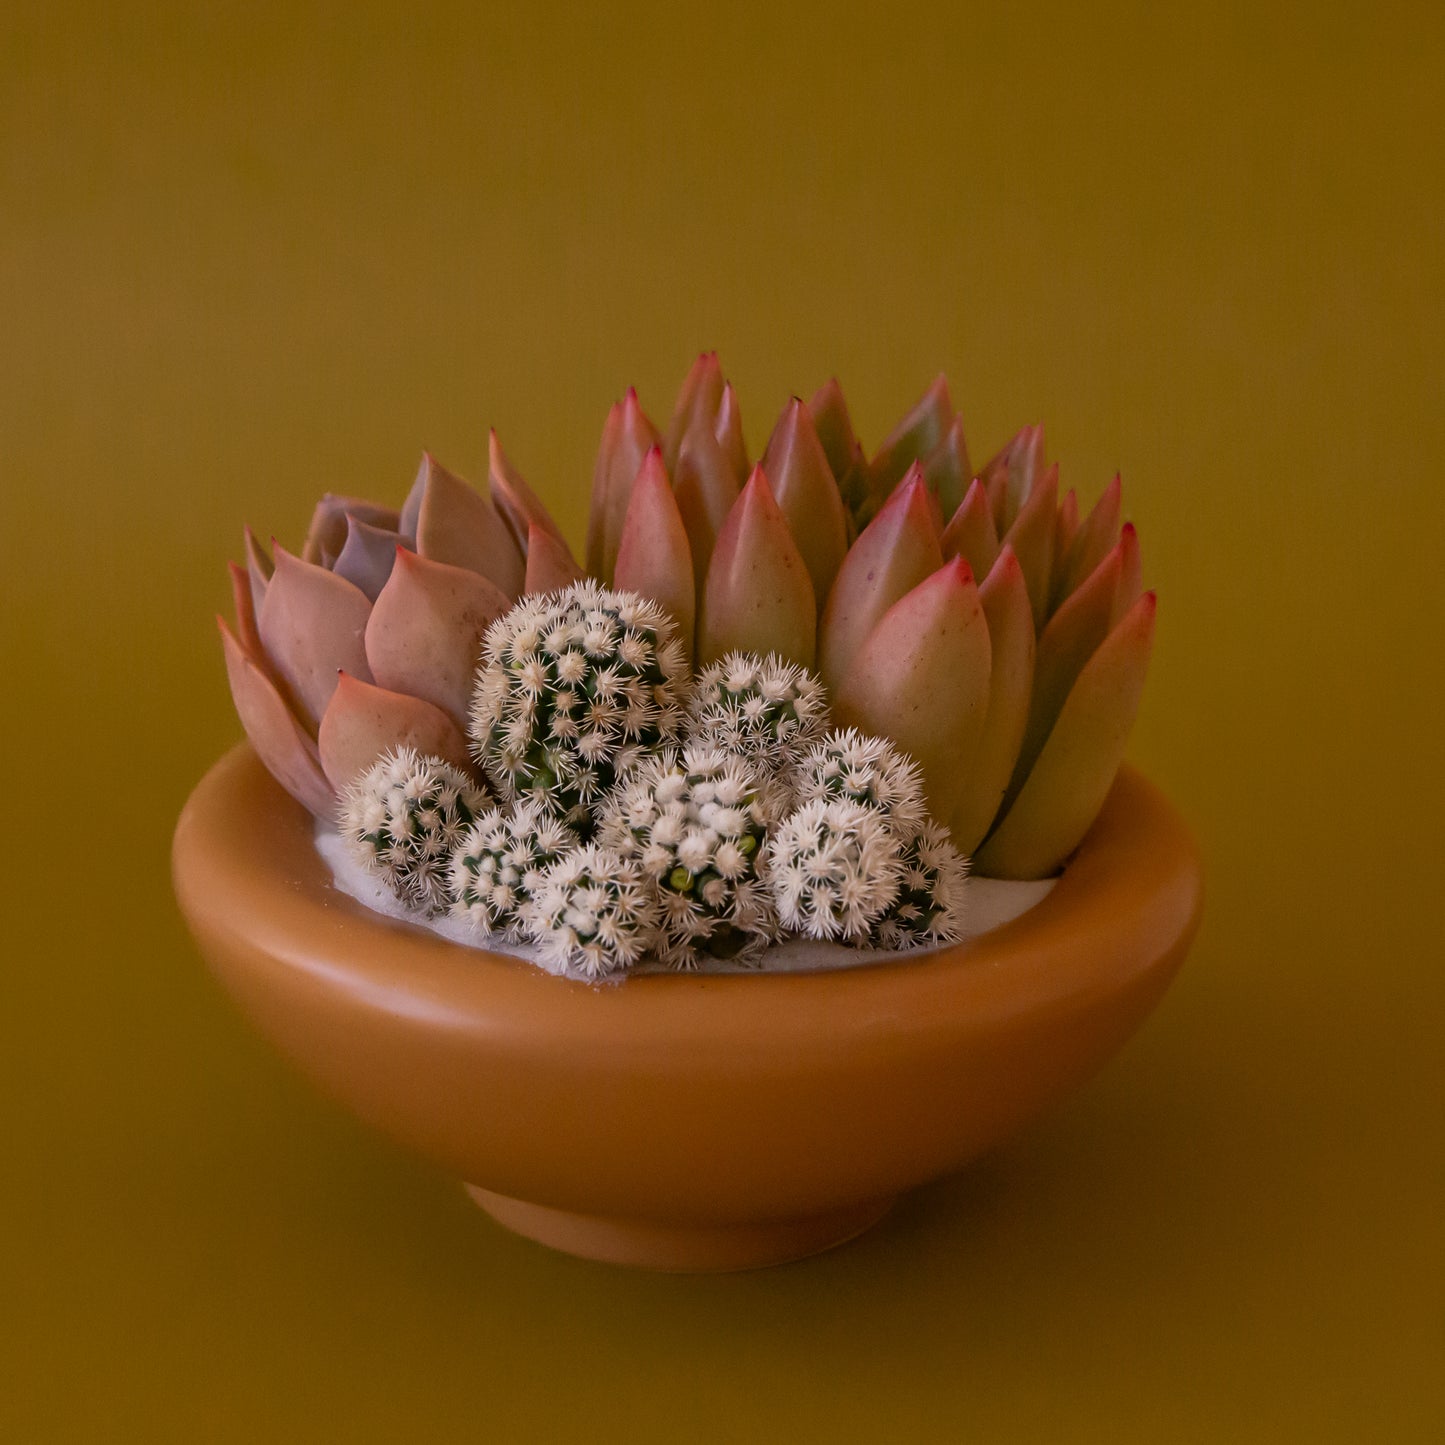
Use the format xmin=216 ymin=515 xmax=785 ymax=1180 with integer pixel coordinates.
xmin=766 ymin=798 xmax=903 ymax=943
xmin=793 ymin=727 xmax=929 ymax=838
xmin=449 ymin=800 xmax=578 ymax=937
xmin=339 ymin=746 xmax=488 ymax=913
xmin=601 ymin=745 xmax=785 ymax=966
xmin=687 ymin=651 xmax=829 ymax=777
xmin=468 ymin=581 xmax=689 ymax=831
xmin=528 ymin=844 xmax=659 ymax=979
xmin=875 ymin=820 xmax=971 ymax=950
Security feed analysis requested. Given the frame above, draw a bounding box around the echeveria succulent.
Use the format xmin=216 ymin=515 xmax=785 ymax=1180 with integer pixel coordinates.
xmin=449 ymin=800 xmax=578 ymax=937
xmin=220 ymin=444 xmax=582 ymax=818
xmin=339 ymin=747 xmax=488 ymax=913
xmin=600 ymin=744 xmax=784 ymax=966
xmin=467 ymin=581 xmax=689 ymax=831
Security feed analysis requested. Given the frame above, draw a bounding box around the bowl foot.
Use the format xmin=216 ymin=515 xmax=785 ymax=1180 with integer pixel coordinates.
xmin=465 ymin=1186 xmax=894 ymax=1272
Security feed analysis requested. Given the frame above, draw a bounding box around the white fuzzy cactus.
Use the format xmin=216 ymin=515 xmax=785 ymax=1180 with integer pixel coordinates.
xmin=687 ymin=651 xmax=829 ymax=777
xmin=339 ymin=747 xmax=488 ymax=913
xmin=876 ymin=819 xmax=970 ymax=949
xmin=765 ymin=797 xmax=903 ymax=943
xmin=527 ymin=843 xmax=660 ymax=979
xmin=793 ymin=727 xmax=929 ymax=837
xmin=449 ymin=800 xmax=578 ymax=937
xmin=469 ymin=582 xmax=690 ymax=832
xmin=601 ymin=744 xmax=785 ymax=966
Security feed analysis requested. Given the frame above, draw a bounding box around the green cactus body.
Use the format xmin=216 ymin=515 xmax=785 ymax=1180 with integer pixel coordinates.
xmin=339 ymin=747 xmax=488 ymax=914
xmin=601 ymin=744 xmax=786 ymax=967
xmin=469 ymin=582 xmax=689 ymax=833
xmin=449 ymin=799 xmax=578 ymax=937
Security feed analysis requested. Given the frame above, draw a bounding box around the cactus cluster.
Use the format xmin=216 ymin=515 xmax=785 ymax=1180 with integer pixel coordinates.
xmin=340 ymin=747 xmax=489 ymax=913
xmin=223 ymin=354 xmax=1158 ymax=974
xmin=468 ymin=581 xmax=689 ymax=830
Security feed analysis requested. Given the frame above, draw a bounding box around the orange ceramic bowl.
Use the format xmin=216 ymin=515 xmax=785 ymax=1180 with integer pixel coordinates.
xmin=173 ymin=745 xmax=1202 ymax=1271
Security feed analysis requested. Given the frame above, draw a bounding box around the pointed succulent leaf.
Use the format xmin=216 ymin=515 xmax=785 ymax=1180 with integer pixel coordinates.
xmin=1056 ymin=473 xmax=1122 ymax=605
xmin=1113 ymin=522 xmax=1143 ymax=624
xmin=835 ymin=438 xmax=872 ymax=531
xmin=411 ymin=452 xmax=526 ymax=600
xmin=713 ymin=381 xmax=750 ymax=482
xmin=946 ymin=547 xmax=1036 ymax=854
xmin=489 ymin=430 xmax=568 ymax=552
xmin=244 ymin=526 xmax=273 ymax=610
xmin=1000 ymin=460 xmax=1058 ymax=628
xmin=227 ymin=561 xmax=266 ymax=661
xmin=589 ymin=388 xmax=663 ymax=584
xmin=834 ymin=556 xmax=991 ymax=822
xmin=1049 ymin=488 xmax=1081 ymax=613
xmin=976 ymin=592 xmax=1156 ymax=879
xmin=317 ymin=671 xmax=472 ymax=794
xmin=219 ymin=616 xmax=335 ymax=817
xmin=698 ymin=467 xmax=816 ymax=666
xmin=920 ymin=415 xmax=972 ymax=519
xmin=256 ymin=544 xmax=373 ymax=728
xmin=663 ymin=352 xmax=724 ymax=469
xmin=869 ymin=374 xmax=954 ymax=498
xmin=817 ymin=470 xmax=943 ymax=692
xmin=613 ymin=446 xmax=697 ymax=652
xmin=674 ymin=425 xmax=741 ymax=602
xmin=940 ymin=477 xmax=999 ymax=581
xmin=585 ymin=401 xmax=622 ymax=578
xmin=1007 ymin=537 xmax=1127 ymax=810
xmin=761 ymin=398 xmax=849 ymax=606
xmin=808 ymin=377 xmax=859 ymax=481
xmin=523 ymin=523 xmax=585 ymax=595
xmin=365 ymin=547 xmax=510 ymax=729
xmin=333 ymin=515 xmax=403 ymax=601
xmin=302 ymin=495 xmax=401 ymax=567
xmin=980 ymin=424 xmax=1044 ymax=535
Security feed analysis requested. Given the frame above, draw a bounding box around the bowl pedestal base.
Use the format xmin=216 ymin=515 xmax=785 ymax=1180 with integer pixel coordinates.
xmin=465 ymin=1186 xmax=894 ymax=1272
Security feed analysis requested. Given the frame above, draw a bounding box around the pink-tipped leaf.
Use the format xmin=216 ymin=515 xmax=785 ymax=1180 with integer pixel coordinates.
xmin=698 ymin=467 xmax=816 ymax=666
xmin=946 ymin=546 xmax=1036 ymax=855
xmin=869 ymin=374 xmax=954 ymax=498
xmin=613 ymin=447 xmax=697 ymax=653
xmin=999 ymin=460 xmax=1058 ymax=628
xmin=1056 ymin=473 xmax=1122 ymax=605
xmin=920 ymin=415 xmax=972 ymax=519
xmin=761 ymin=398 xmax=849 ymax=607
xmin=940 ymin=477 xmax=1000 ymax=582
xmin=674 ymin=425 xmax=742 ymax=603
xmin=976 ymin=592 xmax=1156 ymax=879
xmin=834 ymin=556 xmax=992 ymax=821
xmin=663 ymin=352 xmax=724 ymax=469
xmin=489 ymin=430 xmax=569 ymax=552
xmin=318 ymin=671 xmax=473 ymax=795
xmin=410 ymin=452 xmax=525 ymax=600
xmin=817 ymin=470 xmax=943 ymax=692
xmin=523 ymin=523 xmax=585 ymax=595
xmin=365 ymin=547 xmax=510 ymax=729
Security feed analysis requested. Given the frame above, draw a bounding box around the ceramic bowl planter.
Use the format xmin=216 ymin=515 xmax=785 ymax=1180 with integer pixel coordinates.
xmin=173 ymin=744 xmax=1202 ymax=1272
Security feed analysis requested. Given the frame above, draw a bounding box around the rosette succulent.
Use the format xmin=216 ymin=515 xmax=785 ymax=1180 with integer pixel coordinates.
xmin=219 ymin=441 xmax=583 ymax=819
xmin=467 ymin=581 xmax=689 ymax=831
xmin=449 ymin=800 xmax=578 ymax=937
xmin=600 ymin=744 xmax=784 ymax=966
xmin=686 ymin=651 xmax=830 ymax=778
xmin=339 ymin=747 xmax=488 ymax=913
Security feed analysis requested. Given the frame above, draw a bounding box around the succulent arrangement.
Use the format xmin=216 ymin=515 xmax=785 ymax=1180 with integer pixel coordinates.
xmin=220 ymin=355 xmax=1154 ymax=977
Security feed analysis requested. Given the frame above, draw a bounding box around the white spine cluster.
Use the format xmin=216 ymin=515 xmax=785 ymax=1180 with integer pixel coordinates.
xmin=449 ymin=800 xmax=578 ymax=938
xmin=600 ymin=744 xmax=785 ymax=966
xmin=687 ymin=651 xmax=829 ymax=777
xmin=793 ymin=727 xmax=929 ymax=836
xmin=765 ymin=797 xmax=903 ymax=942
xmin=468 ymin=582 xmax=689 ymax=831
xmin=875 ymin=819 xmax=970 ymax=949
xmin=528 ymin=844 xmax=660 ymax=979
xmin=339 ymin=747 xmax=488 ymax=913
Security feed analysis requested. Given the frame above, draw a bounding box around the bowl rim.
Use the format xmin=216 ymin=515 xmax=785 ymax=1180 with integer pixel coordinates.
xmin=173 ymin=744 xmax=1204 ymax=1063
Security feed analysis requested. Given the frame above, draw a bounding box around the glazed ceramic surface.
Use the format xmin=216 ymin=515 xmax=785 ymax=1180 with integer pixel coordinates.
xmin=173 ymin=745 xmax=1202 ymax=1270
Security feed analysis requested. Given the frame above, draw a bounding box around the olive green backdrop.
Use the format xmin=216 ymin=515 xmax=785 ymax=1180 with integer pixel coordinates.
xmin=3 ymin=1 xmax=1442 ymax=1439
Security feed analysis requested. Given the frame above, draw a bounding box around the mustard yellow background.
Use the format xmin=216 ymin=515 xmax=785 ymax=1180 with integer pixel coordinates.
xmin=4 ymin=1 xmax=1443 ymax=1438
